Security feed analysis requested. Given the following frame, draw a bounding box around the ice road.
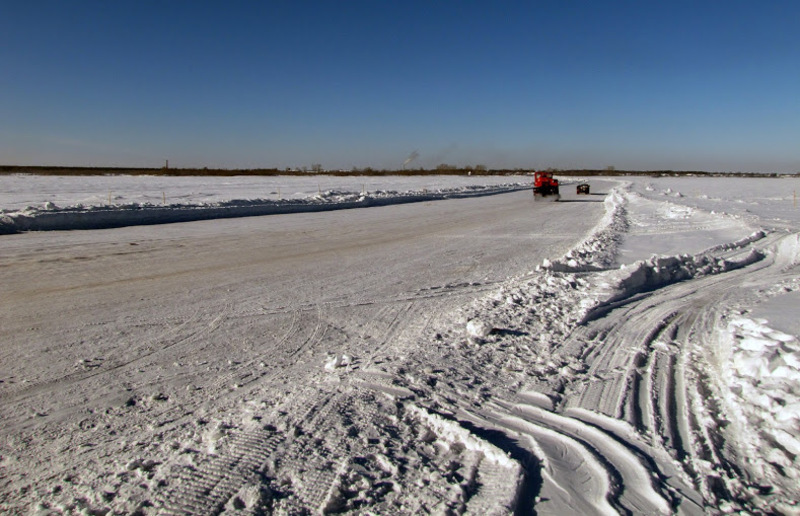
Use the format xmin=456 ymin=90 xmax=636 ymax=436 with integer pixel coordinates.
xmin=1 ymin=175 xmax=799 ymax=514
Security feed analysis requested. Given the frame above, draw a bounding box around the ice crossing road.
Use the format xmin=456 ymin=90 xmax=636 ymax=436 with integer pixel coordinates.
xmin=4 ymin=177 xmax=799 ymax=514
xmin=0 ymin=186 xmax=608 ymax=512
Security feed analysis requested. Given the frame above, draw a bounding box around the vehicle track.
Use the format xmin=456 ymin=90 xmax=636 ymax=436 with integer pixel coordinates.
xmin=384 ymin=224 xmax=794 ymax=513
xmin=0 ymin=304 xmax=226 ymax=436
xmin=544 ymin=232 xmax=795 ymax=509
xmin=158 ymin=426 xmax=284 ymax=514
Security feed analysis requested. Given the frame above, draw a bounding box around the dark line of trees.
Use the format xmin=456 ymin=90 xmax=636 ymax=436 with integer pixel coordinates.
xmin=0 ymin=165 xmax=796 ymax=178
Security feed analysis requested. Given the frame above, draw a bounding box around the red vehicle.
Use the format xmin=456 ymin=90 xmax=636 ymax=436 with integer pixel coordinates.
xmin=533 ymin=171 xmax=560 ymax=201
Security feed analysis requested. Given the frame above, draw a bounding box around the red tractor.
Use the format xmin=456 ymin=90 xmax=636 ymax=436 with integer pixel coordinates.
xmin=533 ymin=171 xmax=560 ymax=201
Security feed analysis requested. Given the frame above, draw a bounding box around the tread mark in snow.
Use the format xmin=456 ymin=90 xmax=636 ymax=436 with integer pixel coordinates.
xmin=158 ymin=427 xmax=284 ymax=515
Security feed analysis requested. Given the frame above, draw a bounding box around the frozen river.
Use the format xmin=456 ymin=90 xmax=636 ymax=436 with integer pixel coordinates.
xmin=1 ymin=174 xmax=799 ymax=514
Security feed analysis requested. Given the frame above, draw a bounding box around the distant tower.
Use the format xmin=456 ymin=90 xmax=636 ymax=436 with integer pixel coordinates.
xmin=166 ymin=159 xmax=169 ymax=170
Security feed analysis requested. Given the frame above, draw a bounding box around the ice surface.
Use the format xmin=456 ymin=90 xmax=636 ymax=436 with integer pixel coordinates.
xmin=2 ymin=174 xmax=800 ymax=514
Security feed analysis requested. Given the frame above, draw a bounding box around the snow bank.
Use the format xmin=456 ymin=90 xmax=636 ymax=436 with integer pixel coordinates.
xmin=771 ymin=231 xmax=800 ymax=268
xmin=0 ymin=182 xmax=528 ymax=234
xmin=408 ymin=405 xmax=519 ymax=469
xmin=605 ymin=240 xmax=764 ymax=303
xmin=720 ymin=316 xmax=800 ymax=479
xmin=546 ymin=186 xmax=629 ymax=272
xmin=540 ymin=186 xmax=767 ymax=314
xmin=456 ymin=183 xmax=773 ymax=394
xmin=705 ymin=232 xmax=800 ymax=504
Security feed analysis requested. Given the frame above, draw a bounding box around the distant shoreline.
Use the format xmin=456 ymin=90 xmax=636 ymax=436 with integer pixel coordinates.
xmin=0 ymin=165 xmax=795 ymax=178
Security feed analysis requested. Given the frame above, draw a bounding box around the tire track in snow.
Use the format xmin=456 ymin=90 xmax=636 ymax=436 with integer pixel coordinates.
xmin=566 ymin=282 xmax=734 ymax=501
xmin=152 ymin=288 xmax=465 ymax=513
xmin=270 ymin=389 xmax=402 ymax=513
xmin=157 ymin=426 xmax=283 ymax=514
xmin=279 ymin=392 xmax=351 ymax=512
xmin=388 ymin=195 xmax=781 ymax=513
xmin=0 ymin=304 xmax=220 ymax=427
xmin=200 ymin=305 xmax=327 ymax=401
xmin=368 ymin=189 xmax=799 ymax=514
xmin=485 ymin=400 xmax=673 ymax=515
xmin=557 ymin=233 xmax=789 ymax=508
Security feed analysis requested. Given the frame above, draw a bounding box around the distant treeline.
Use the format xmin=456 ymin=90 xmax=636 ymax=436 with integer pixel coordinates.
xmin=0 ymin=165 xmax=796 ymax=178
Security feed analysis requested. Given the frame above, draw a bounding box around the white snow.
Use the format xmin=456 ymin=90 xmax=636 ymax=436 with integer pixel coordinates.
xmin=466 ymin=319 xmax=492 ymax=339
xmin=0 ymin=174 xmax=530 ymax=233
xmin=2 ymin=173 xmax=800 ymax=514
xmin=720 ymin=315 xmax=800 ymax=478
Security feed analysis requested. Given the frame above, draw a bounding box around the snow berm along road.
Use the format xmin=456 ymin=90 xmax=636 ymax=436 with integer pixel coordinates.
xmin=1 ymin=174 xmax=799 ymax=514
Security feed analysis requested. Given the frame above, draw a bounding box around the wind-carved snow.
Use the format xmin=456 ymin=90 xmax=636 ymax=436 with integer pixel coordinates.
xmin=2 ymin=175 xmax=800 ymax=514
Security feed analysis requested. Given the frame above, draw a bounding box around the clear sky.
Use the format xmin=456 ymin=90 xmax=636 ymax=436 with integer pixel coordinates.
xmin=2 ymin=1 xmax=799 ymax=172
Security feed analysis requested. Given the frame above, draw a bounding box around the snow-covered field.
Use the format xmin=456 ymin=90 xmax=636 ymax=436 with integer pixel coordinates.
xmin=1 ymin=174 xmax=799 ymax=514
xmin=0 ymin=175 xmax=530 ymax=233
xmin=0 ymin=174 xmax=531 ymax=212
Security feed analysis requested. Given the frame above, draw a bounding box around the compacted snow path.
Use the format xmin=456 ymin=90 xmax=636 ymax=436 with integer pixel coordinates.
xmin=2 ymin=175 xmax=800 ymax=514
xmin=1 ymin=184 xmax=606 ymax=513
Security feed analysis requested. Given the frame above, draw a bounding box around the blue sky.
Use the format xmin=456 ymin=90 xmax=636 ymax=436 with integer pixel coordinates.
xmin=2 ymin=1 xmax=799 ymax=172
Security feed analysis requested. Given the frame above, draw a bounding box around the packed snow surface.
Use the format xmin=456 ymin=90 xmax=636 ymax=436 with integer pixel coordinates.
xmin=2 ymin=174 xmax=800 ymax=514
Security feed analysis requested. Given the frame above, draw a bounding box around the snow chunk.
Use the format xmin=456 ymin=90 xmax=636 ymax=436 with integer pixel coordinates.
xmin=324 ymin=354 xmax=352 ymax=370
xmin=466 ymin=319 xmax=492 ymax=339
